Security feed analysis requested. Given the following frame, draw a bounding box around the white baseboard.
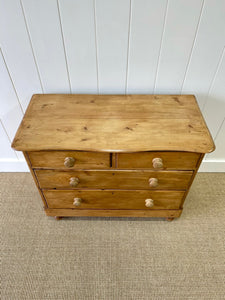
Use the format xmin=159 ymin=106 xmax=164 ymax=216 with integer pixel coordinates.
xmin=0 ymin=159 xmax=29 ymax=172
xmin=198 ymin=160 xmax=225 ymax=172
xmin=0 ymin=159 xmax=224 ymax=172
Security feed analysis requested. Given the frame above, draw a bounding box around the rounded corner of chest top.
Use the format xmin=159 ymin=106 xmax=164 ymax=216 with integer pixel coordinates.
xmin=11 ymin=139 xmax=20 ymax=151
xmin=207 ymin=143 xmax=216 ymax=153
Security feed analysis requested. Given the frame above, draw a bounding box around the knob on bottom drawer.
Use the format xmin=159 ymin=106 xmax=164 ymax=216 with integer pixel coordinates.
xmin=145 ymin=199 xmax=154 ymax=208
xmin=73 ymin=198 xmax=82 ymax=206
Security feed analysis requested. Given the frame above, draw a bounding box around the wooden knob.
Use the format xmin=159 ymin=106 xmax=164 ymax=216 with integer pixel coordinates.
xmin=149 ymin=178 xmax=158 ymax=187
xmin=145 ymin=199 xmax=154 ymax=208
xmin=69 ymin=177 xmax=79 ymax=187
xmin=73 ymin=198 xmax=82 ymax=206
xmin=64 ymin=157 xmax=75 ymax=168
xmin=152 ymin=158 xmax=163 ymax=169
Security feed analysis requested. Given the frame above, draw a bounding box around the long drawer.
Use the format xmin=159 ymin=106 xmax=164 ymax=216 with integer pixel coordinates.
xmin=118 ymin=151 xmax=200 ymax=170
xmin=28 ymin=151 xmax=110 ymax=169
xmin=43 ymin=190 xmax=185 ymax=210
xmin=36 ymin=170 xmax=193 ymax=190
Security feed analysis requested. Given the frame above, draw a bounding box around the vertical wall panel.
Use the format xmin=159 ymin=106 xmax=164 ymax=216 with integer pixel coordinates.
xmin=0 ymin=51 xmax=24 ymax=159
xmin=155 ymin=0 xmax=203 ymax=94
xmin=0 ymin=0 xmax=42 ymax=111
xmin=95 ymin=0 xmax=130 ymax=94
xmin=127 ymin=0 xmax=167 ymax=93
xmin=203 ymin=49 xmax=225 ymax=139
xmin=0 ymin=123 xmax=17 ymax=159
xmin=22 ymin=0 xmax=70 ymax=93
xmin=206 ymin=119 xmax=225 ymax=160
xmin=0 ymin=51 xmax=23 ymax=140
xmin=182 ymin=0 xmax=225 ymax=108
xmin=0 ymin=0 xmax=224 ymax=171
xmin=59 ymin=0 xmax=98 ymax=93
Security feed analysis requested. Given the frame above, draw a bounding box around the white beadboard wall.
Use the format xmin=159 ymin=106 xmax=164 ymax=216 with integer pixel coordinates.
xmin=0 ymin=0 xmax=224 ymax=172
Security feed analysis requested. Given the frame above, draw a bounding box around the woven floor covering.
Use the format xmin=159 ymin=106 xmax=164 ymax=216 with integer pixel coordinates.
xmin=1 ymin=172 xmax=225 ymax=300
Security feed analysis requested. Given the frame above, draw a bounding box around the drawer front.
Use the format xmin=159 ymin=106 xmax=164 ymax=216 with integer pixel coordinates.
xmin=43 ymin=190 xmax=184 ymax=209
xmin=118 ymin=152 xmax=200 ymax=170
xmin=28 ymin=151 xmax=110 ymax=169
xmin=36 ymin=170 xmax=193 ymax=190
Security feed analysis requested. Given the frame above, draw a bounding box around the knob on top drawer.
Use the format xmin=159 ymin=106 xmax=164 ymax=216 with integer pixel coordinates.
xmin=152 ymin=158 xmax=163 ymax=169
xmin=27 ymin=151 xmax=110 ymax=169
xmin=64 ymin=157 xmax=75 ymax=168
xmin=117 ymin=151 xmax=200 ymax=170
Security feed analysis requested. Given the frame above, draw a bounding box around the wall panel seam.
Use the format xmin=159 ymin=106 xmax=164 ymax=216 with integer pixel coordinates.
xmin=56 ymin=0 xmax=72 ymax=93
xmin=153 ymin=0 xmax=169 ymax=94
xmin=0 ymin=120 xmax=19 ymax=160
xmin=125 ymin=0 xmax=132 ymax=95
xmin=205 ymin=117 xmax=225 ymax=160
xmin=180 ymin=0 xmax=205 ymax=94
xmin=202 ymin=46 xmax=225 ymax=112
xmin=94 ymin=0 xmax=99 ymax=94
xmin=20 ymin=0 xmax=44 ymax=93
xmin=213 ymin=117 xmax=225 ymax=143
xmin=0 ymin=48 xmax=24 ymax=114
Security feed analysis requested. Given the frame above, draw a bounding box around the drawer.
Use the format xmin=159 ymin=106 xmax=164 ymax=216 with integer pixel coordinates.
xmin=43 ymin=190 xmax=184 ymax=209
xmin=118 ymin=152 xmax=200 ymax=170
xmin=28 ymin=151 xmax=110 ymax=169
xmin=36 ymin=170 xmax=193 ymax=190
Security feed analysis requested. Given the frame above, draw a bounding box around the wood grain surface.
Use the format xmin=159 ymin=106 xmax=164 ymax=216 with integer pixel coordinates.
xmin=36 ymin=169 xmax=192 ymax=190
xmin=43 ymin=190 xmax=184 ymax=210
xmin=45 ymin=208 xmax=182 ymax=218
xmin=23 ymin=152 xmax=48 ymax=209
xmin=118 ymin=151 xmax=200 ymax=170
xmin=28 ymin=151 xmax=110 ymax=169
xmin=11 ymin=94 xmax=215 ymax=153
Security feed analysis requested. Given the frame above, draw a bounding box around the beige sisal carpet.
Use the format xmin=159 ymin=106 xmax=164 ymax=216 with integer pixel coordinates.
xmin=1 ymin=172 xmax=225 ymax=300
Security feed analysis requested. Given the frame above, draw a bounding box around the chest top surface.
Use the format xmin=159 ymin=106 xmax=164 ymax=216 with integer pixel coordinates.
xmin=11 ymin=94 xmax=215 ymax=153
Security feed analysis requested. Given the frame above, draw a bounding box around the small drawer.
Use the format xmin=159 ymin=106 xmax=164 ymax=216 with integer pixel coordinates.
xmin=28 ymin=151 xmax=110 ymax=169
xmin=36 ymin=170 xmax=193 ymax=190
xmin=118 ymin=152 xmax=200 ymax=170
xmin=43 ymin=190 xmax=184 ymax=210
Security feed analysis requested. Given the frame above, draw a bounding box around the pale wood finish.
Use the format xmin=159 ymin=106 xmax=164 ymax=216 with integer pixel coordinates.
xmin=35 ymin=169 xmax=193 ymax=190
xmin=45 ymin=208 xmax=182 ymax=218
xmin=11 ymin=94 xmax=215 ymax=220
xmin=28 ymin=151 xmax=110 ymax=169
xmin=180 ymin=153 xmax=205 ymax=208
xmin=23 ymin=152 xmax=48 ymax=209
xmin=43 ymin=190 xmax=184 ymax=210
xmin=12 ymin=94 xmax=215 ymax=153
xmin=118 ymin=152 xmax=200 ymax=170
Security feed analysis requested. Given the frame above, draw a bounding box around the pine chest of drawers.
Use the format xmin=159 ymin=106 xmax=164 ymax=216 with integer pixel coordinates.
xmin=12 ymin=94 xmax=215 ymax=221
